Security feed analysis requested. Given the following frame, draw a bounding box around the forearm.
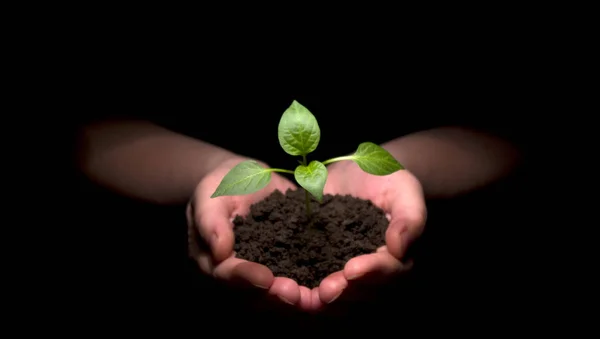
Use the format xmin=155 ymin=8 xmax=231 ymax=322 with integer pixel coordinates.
xmin=382 ymin=126 xmax=521 ymax=199
xmin=77 ymin=119 xmax=244 ymax=205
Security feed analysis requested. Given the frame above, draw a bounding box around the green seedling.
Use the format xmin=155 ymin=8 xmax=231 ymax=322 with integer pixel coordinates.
xmin=211 ymin=100 xmax=405 ymax=216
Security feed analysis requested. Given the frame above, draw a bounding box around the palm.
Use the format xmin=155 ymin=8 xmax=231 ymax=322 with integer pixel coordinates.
xmin=222 ymin=174 xmax=295 ymax=219
xmin=325 ymin=163 xmax=392 ymax=206
xmin=312 ymin=160 xmax=426 ymax=309
xmin=191 ymin=160 xmax=322 ymax=310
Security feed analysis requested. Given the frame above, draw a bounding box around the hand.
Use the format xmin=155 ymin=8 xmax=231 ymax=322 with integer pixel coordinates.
xmin=187 ymin=157 xmax=308 ymax=309
xmin=315 ymin=159 xmax=427 ymax=310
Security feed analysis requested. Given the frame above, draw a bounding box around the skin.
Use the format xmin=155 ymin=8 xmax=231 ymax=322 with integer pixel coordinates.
xmin=315 ymin=162 xmax=425 ymax=310
xmin=313 ymin=127 xmax=520 ymax=310
xmin=79 ymin=119 xmax=305 ymax=305
xmin=187 ymin=158 xmax=301 ymax=305
xmin=78 ymin=120 xmax=520 ymax=312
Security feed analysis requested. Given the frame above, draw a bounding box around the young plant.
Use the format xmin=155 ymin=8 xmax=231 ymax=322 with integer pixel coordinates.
xmin=210 ymin=100 xmax=405 ymax=216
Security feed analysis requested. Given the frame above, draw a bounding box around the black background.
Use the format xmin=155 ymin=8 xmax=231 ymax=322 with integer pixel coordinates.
xmin=56 ymin=26 xmax=563 ymax=331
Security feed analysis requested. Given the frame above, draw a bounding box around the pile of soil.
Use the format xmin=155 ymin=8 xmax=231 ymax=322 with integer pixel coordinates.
xmin=233 ymin=188 xmax=389 ymax=288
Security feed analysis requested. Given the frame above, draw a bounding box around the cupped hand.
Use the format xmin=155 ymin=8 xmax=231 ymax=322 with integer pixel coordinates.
xmin=187 ymin=157 xmax=311 ymax=309
xmin=315 ymin=159 xmax=427 ymax=309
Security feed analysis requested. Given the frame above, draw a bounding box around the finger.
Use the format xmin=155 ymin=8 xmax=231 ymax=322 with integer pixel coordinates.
xmin=343 ymin=250 xmax=403 ymax=281
xmin=269 ymin=277 xmax=301 ymax=305
xmin=318 ymin=271 xmax=348 ymax=304
xmin=212 ymin=257 xmax=274 ymax=289
xmin=194 ymin=248 xmax=215 ymax=274
xmin=188 ymin=211 xmax=218 ymax=275
xmin=196 ymin=199 xmax=236 ymax=262
xmin=187 ymin=203 xmax=202 ymax=259
xmin=386 ymin=217 xmax=424 ymax=259
xmin=385 ymin=195 xmax=426 ymax=259
xmin=344 ymin=248 xmax=413 ymax=283
xmin=311 ymin=287 xmax=325 ymax=311
xmin=298 ymin=286 xmax=312 ymax=311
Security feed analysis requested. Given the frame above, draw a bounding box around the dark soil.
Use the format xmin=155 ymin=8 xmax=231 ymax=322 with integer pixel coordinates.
xmin=233 ymin=188 xmax=389 ymax=288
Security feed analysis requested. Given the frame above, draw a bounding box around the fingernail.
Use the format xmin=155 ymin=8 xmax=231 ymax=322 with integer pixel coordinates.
xmin=328 ymin=291 xmax=343 ymax=304
xmin=346 ymin=272 xmax=363 ymax=280
xmin=278 ymin=295 xmax=295 ymax=305
xmin=252 ymin=283 xmax=269 ymax=289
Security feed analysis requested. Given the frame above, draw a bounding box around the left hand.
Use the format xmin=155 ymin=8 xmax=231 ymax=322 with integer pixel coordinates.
xmin=313 ymin=159 xmax=427 ymax=310
xmin=187 ymin=157 xmax=308 ymax=311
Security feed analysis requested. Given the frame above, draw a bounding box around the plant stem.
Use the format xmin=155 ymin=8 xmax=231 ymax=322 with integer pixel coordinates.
xmin=268 ymin=168 xmax=295 ymax=174
xmin=305 ymin=188 xmax=311 ymax=216
xmin=321 ymin=155 xmax=355 ymax=166
xmin=301 ymin=155 xmax=311 ymax=217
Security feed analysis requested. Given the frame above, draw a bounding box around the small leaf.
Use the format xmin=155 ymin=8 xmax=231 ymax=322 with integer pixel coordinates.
xmin=211 ymin=160 xmax=272 ymax=197
xmin=350 ymin=142 xmax=404 ymax=175
xmin=278 ymin=100 xmax=321 ymax=156
xmin=294 ymin=160 xmax=327 ymax=202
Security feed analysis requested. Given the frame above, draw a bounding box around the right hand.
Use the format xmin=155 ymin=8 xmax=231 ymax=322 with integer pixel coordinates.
xmin=187 ymin=157 xmax=315 ymax=310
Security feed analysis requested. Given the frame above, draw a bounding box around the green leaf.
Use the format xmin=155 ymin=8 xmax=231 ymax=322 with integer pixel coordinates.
xmin=350 ymin=142 xmax=404 ymax=175
xmin=278 ymin=100 xmax=321 ymax=156
xmin=211 ymin=160 xmax=272 ymax=198
xmin=294 ymin=160 xmax=327 ymax=202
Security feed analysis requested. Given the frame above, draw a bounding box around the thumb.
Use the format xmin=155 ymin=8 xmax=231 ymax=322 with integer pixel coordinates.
xmin=384 ymin=171 xmax=427 ymax=259
xmin=385 ymin=204 xmax=426 ymax=260
xmin=195 ymin=198 xmax=235 ymax=263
